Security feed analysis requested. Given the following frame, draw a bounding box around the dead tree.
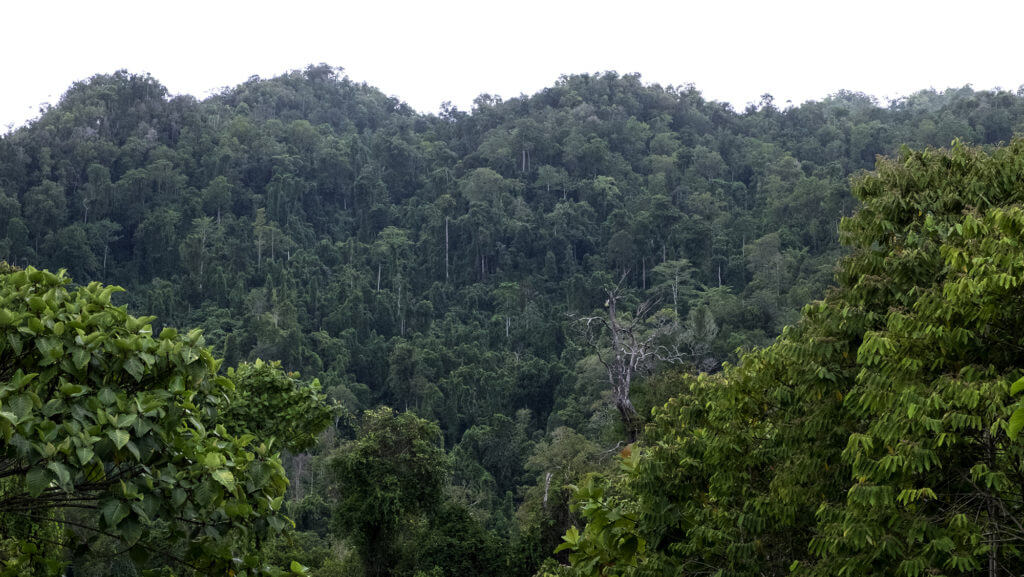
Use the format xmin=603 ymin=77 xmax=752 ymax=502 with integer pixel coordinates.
xmin=575 ymin=281 xmax=683 ymax=443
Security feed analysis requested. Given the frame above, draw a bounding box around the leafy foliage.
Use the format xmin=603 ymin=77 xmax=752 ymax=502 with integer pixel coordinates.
xmin=557 ymin=141 xmax=1024 ymax=576
xmin=329 ymin=407 xmax=450 ymax=577
xmin=555 ymin=468 xmax=644 ymax=577
xmin=223 ymin=359 xmax=335 ymax=453
xmin=0 ymin=266 xmax=310 ymax=576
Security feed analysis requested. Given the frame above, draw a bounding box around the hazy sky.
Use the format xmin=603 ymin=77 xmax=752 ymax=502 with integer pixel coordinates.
xmin=3 ymin=0 xmax=1022 ymax=131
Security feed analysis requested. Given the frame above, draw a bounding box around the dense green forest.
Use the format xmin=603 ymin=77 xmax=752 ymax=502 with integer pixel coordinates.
xmin=4 ymin=65 xmax=1024 ymax=575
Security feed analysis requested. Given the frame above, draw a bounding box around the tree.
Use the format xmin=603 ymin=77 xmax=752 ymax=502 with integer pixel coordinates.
xmin=649 ymin=259 xmax=697 ymax=316
xmin=575 ymin=282 xmax=682 ymax=442
xmin=0 ymin=265 xmax=315 ymax=576
xmin=22 ymin=181 xmax=66 ymax=253
xmin=807 ymin=142 xmax=1024 ymax=576
xmin=328 ymin=407 xmax=450 ymax=577
xmin=222 ymin=359 xmax=335 ymax=454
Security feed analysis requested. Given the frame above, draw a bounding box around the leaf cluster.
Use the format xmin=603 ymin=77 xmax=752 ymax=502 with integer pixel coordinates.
xmin=0 ymin=267 xmax=305 ymax=576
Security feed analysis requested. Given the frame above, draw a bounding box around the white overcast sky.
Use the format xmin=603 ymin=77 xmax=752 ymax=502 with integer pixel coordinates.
xmin=2 ymin=0 xmax=1022 ymax=132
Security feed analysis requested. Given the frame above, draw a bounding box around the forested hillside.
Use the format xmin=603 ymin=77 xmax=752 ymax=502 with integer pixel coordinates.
xmin=3 ymin=65 xmax=1024 ymax=575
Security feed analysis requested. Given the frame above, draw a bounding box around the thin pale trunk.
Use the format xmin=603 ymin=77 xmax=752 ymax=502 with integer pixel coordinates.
xmin=444 ymin=216 xmax=449 ymax=282
xmin=398 ymin=280 xmax=404 ymax=336
xmin=607 ymin=294 xmax=641 ymax=442
xmin=611 ymin=373 xmax=640 ymax=443
xmin=543 ymin=471 xmax=553 ymax=511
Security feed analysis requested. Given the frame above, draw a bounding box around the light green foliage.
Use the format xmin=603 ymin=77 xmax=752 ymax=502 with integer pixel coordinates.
xmin=554 ymin=470 xmax=644 ymax=577
xmin=0 ymin=266 xmax=308 ymax=576
xmin=1008 ymin=376 xmax=1024 ymax=440
xmin=808 ymin=142 xmax=1024 ymax=575
xmin=224 ymin=359 xmax=335 ymax=453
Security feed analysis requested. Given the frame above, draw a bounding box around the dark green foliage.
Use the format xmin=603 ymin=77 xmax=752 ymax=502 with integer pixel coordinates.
xmin=400 ymin=502 xmax=507 ymax=577
xmin=329 ymin=407 xmax=450 ymax=577
xmin=556 ymin=141 xmax=1024 ymax=576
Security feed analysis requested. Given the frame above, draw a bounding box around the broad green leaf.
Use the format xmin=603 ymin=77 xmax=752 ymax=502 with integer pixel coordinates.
xmin=123 ymin=357 xmax=145 ymax=382
xmin=172 ymin=487 xmax=187 ymax=507
xmin=124 ymin=440 xmax=141 ymax=460
xmin=59 ymin=381 xmax=86 ymax=396
xmin=119 ymin=519 xmax=143 ymax=544
xmin=7 ymin=394 xmax=33 ymax=418
xmin=1008 ymin=406 xmax=1024 ymax=440
xmin=76 ymin=446 xmax=94 ymax=465
xmin=211 ymin=469 xmax=236 ymax=491
xmin=101 ymin=499 xmax=130 ymax=528
xmin=1011 ymin=376 xmax=1024 ymax=395
xmin=202 ymin=452 xmax=222 ymax=468
xmin=72 ymin=347 xmax=90 ymax=370
xmin=47 ymin=461 xmax=72 ymax=487
xmin=107 ymin=429 xmax=130 ymax=450
xmin=194 ymin=480 xmax=215 ymax=506
xmin=7 ymin=333 xmax=22 ymax=355
xmin=97 ymin=388 xmax=117 ymax=405
xmin=25 ymin=468 xmax=51 ymax=497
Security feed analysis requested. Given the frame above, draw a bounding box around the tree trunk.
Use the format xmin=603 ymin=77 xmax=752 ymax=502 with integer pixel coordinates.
xmin=606 ymin=293 xmax=641 ymax=442
xmin=612 ymin=379 xmax=641 ymax=443
xmin=543 ymin=471 xmax=553 ymax=511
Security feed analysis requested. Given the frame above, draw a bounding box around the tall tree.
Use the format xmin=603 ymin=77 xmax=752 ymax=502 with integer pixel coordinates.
xmin=329 ymin=407 xmax=450 ymax=577
xmin=575 ymin=282 xmax=682 ymax=442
